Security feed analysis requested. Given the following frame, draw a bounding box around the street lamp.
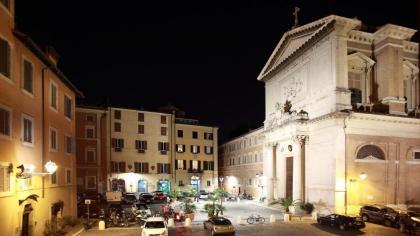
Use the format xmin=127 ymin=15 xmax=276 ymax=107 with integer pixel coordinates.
xmin=16 ymin=161 xmax=58 ymax=179
xmin=347 ymin=172 xmax=368 ymax=215
xmin=256 ymin=172 xmax=264 ymax=201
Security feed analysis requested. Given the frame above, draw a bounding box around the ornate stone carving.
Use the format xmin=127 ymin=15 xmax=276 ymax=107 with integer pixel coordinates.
xmin=292 ymin=135 xmax=308 ymax=145
xmin=283 ymin=77 xmax=304 ymax=101
xmin=265 ymin=100 xmax=309 ymax=131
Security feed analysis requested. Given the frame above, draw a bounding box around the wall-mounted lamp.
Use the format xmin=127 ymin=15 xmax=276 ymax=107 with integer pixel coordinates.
xmin=16 ymin=161 xmax=58 ymax=179
xmin=359 ymin=172 xmax=367 ymax=181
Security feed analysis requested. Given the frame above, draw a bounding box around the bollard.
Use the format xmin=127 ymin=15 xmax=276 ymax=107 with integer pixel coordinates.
xmin=98 ymin=220 xmax=105 ymax=230
xmin=237 ymin=216 xmax=242 ymax=224
xmin=167 ymin=218 xmax=175 ymax=227
xmin=283 ymin=213 xmax=291 ymax=222
xmin=185 ymin=217 xmax=192 ymax=227
xmin=311 ymin=212 xmax=318 ymax=220
xmin=237 ymin=198 xmax=240 ymax=203
xmin=270 ymin=215 xmax=276 ymax=223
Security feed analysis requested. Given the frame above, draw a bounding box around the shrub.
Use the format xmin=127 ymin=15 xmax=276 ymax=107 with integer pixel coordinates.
xmin=300 ymin=202 xmax=315 ymax=214
xmin=182 ymin=197 xmax=196 ymax=214
xmin=43 ymin=219 xmax=66 ymax=236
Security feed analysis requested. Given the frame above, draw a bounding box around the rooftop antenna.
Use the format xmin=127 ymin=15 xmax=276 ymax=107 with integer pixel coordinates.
xmin=292 ymin=6 xmax=300 ymax=29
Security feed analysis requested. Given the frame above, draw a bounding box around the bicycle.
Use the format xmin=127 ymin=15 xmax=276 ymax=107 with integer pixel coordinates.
xmin=246 ymin=214 xmax=265 ymax=224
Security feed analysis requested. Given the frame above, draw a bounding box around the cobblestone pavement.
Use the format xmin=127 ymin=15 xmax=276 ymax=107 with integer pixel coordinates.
xmin=81 ymin=200 xmax=406 ymax=236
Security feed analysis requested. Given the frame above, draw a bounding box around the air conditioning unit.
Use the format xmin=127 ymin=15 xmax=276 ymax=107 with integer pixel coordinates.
xmin=114 ymin=148 xmax=122 ymax=152
xmin=137 ymin=149 xmax=145 ymax=153
xmin=160 ymin=150 xmax=167 ymax=155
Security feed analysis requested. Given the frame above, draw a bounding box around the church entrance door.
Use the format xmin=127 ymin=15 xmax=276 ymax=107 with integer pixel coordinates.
xmin=286 ymin=157 xmax=293 ymax=199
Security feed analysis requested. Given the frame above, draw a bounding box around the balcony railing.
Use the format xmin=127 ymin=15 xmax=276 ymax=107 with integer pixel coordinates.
xmin=187 ymin=168 xmax=203 ymax=173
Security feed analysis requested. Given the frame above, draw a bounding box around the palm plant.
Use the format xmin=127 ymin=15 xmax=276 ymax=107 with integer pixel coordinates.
xmin=270 ymin=197 xmax=300 ymax=213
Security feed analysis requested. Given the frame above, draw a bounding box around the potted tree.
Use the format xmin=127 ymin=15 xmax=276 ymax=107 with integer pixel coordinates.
xmin=270 ymin=197 xmax=299 ymax=222
xmin=182 ymin=197 xmax=197 ymax=221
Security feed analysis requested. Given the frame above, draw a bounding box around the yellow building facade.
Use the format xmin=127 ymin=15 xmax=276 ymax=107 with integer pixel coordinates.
xmin=0 ymin=1 xmax=82 ymax=235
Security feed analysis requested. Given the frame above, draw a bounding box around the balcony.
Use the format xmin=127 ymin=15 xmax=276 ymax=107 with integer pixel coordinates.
xmin=188 ymin=168 xmax=203 ymax=173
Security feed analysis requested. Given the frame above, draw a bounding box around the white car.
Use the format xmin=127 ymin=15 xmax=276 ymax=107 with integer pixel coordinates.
xmin=142 ymin=217 xmax=168 ymax=236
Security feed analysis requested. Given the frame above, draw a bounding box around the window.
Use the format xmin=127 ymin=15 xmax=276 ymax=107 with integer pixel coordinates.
xmin=204 ymin=132 xmax=213 ymax=140
xmin=65 ymin=136 xmax=73 ymax=154
xmin=134 ymin=162 xmax=148 ymax=173
xmin=0 ymin=106 xmax=11 ymax=137
xmin=86 ymin=176 xmax=96 ymax=189
xmin=157 ymin=163 xmax=170 ymax=174
xmin=0 ymin=165 xmax=10 ymax=192
xmin=414 ymin=152 xmax=420 ymax=160
xmin=114 ymin=110 xmax=121 ymax=119
xmin=0 ymin=38 xmax=10 ymax=78
xmin=22 ymin=59 xmax=33 ymax=94
xmin=191 ymin=145 xmax=200 ymax=154
xmin=50 ymin=82 xmax=57 ymax=109
xmin=22 ymin=115 xmax=33 ymax=144
xmin=65 ymin=169 xmax=71 ymax=184
xmin=64 ymin=95 xmax=72 ymax=119
xmin=50 ymin=171 xmax=57 ymax=185
xmin=205 ymin=146 xmax=213 ymax=155
xmin=177 ymin=130 xmax=183 ymax=138
xmin=138 ymin=113 xmax=144 ymax=122
xmin=86 ymin=114 xmax=94 ymax=122
xmin=207 ymin=180 xmax=211 ymax=187
xmin=158 ymin=142 xmax=169 ymax=152
xmin=254 ymin=154 xmax=258 ymax=163
xmin=357 ymin=145 xmax=385 ymax=160
xmin=179 ymin=180 xmax=184 ymax=186
xmin=110 ymin=161 xmax=126 ymax=173
xmin=161 ymin=115 xmax=166 ymax=124
xmin=176 ymin=144 xmax=185 ymax=153
xmin=111 ymin=138 xmax=124 ymax=149
xmin=192 ymin=131 xmax=198 ymax=139
xmin=176 ymin=160 xmax=186 ymax=170
xmin=203 ymin=161 xmax=214 ymax=171
xmin=50 ymin=127 xmax=57 ymax=150
xmin=138 ymin=124 xmax=144 ymax=134
xmin=161 ymin=127 xmax=167 ymax=136
xmin=248 ymin=178 xmax=252 ymax=186
xmin=85 ymin=148 xmax=96 ymax=163
xmin=85 ymin=126 xmax=94 ymax=138
xmin=0 ymin=0 xmax=10 ymax=10
xmin=114 ymin=122 xmax=121 ymax=132
xmin=191 ymin=160 xmax=198 ymax=170
xmin=135 ymin=140 xmax=147 ymax=150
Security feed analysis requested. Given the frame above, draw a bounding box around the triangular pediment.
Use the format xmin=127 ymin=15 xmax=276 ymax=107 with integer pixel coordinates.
xmin=257 ymin=15 xmax=361 ymax=81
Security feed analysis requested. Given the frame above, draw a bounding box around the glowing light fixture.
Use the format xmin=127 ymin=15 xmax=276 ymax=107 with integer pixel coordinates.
xmin=359 ymin=172 xmax=367 ymax=180
xmin=45 ymin=161 xmax=58 ymax=174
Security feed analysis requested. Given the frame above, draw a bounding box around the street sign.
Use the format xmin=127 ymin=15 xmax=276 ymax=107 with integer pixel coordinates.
xmin=85 ymin=199 xmax=91 ymax=204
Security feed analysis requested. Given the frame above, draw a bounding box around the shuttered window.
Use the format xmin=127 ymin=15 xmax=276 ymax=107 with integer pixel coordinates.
xmin=64 ymin=95 xmax=72 ymax=119
xmin=0 ymin=107 xmax=10 ymax=136
xmin=0 ymin=0 xmax=10 ymax=10
xmin=23 ymin=59 xmax=33 ymax=93
xmin=0 ymin=38 xmax=10 ymax=78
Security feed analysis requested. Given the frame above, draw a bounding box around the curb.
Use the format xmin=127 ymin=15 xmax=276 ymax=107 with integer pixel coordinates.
xmin=246 ymin=201 xmax=283 ymax=212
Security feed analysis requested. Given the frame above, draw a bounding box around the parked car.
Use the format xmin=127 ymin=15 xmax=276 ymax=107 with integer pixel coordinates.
xmin=359 ymin=204 xmax=400 ymax=227
xmin=203 ymin=217 xmax=235 ymax=235
xmin=121 ymin=193 xmax=138 ymax=205
xmin=199 ymin=190 xmax=209 ymax=199
xmin=141 ymin=217 xmax=168 ymax=236
xmin=317 ymin=214 xmax=365 ymax=231
xmin=153 ymin=191 xmax=166 ymax=202
xmin=225 ymin=193 xmax=237 ymax=201
xmin=139 ymin=193 xmax=154 ymax=204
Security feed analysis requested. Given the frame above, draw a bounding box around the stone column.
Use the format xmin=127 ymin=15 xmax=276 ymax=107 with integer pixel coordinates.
xmin=292 ymin=135 xmax=308 ymax=201
xmin=264 ymin=144 xmax=275 ymax=202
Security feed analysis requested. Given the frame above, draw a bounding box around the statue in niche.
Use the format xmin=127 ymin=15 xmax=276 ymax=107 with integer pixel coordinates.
xmin=284 ymin=100 xmax=293 ymax=114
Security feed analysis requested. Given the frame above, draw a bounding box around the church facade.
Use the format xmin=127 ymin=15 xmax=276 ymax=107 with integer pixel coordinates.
xmin=258 ymin=15 xmax=420 ymax=214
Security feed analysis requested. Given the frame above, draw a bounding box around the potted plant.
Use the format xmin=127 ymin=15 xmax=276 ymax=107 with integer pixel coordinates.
xmin=204 ymin=203 xmax=215 ymax=218
xmin=182 ymin=197 xmax=197 ymax=221
xmin=270 ymin=197 xmax=299 ymax=222
xmin=300 ymin=202 xmax=314 ymax=214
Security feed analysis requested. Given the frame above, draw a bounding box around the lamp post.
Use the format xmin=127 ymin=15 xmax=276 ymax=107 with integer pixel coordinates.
xmin=256 ymin=172 xmax=264 ymax=201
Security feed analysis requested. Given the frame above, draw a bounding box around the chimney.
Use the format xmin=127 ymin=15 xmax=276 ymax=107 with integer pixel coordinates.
xmin=45 ymin=46 xmax=60 ymax=66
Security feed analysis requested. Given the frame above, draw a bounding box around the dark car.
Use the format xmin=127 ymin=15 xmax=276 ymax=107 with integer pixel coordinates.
xmin=317 ymin=214 xmax=365 ymax=231
xmin=203 ymin=217 xmax=235 ymax=235
xmin=153 ymin=191 xmax=166 ymax=202
xmin=139 ymin=193 xmax=154 ymax=204
xmin=359 ymin=205 xmax=400 ymax=227
xmin=121 ymin=193 xmax=138 ymax=205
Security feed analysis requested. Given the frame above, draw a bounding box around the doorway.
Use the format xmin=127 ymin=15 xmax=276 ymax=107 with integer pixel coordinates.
xmin=138 ymin=180 xmax=147 ymax=193
xmin=21 ymin=204 xmax=33 ymax=236
xmin=286 ymin=156 xmax=293 ymax=199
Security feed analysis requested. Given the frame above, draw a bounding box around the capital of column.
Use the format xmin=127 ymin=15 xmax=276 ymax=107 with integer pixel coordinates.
xmin=292 ymin=135 xmax=308 ymax=145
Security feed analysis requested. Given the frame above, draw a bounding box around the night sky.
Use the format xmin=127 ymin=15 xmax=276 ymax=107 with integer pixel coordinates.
xmin=15 ymin=1 xmax=419 ymax=142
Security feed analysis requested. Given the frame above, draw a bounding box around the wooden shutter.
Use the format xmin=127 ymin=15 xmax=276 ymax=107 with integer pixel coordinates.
xmin=197 ymin=146 xmax=200 ymax=153
xmin=121 ymin=139 xmax=124 ymax=148
xmin=167 ymin=164 xmax=171 ymax=174
xmin=119 ymin=162 xmax=126 ymax=172
xmin=145 ymin=163 xmax=149 ymax=173
xmin=203 ymin=161 xmax=208 ymax=170
xmin=183 ymin=160 xmax=186 ymax=170
xmin=189 ymin=160 xmax=193 ymax=170
xmin=165 ymin=142 xmax=169 ymax=151
xmin=157 ymin=163 xmax=161 ymax=174
xmin=175 ymin=160 xmax=178 ymax=169
xmin=111 ymin=138 xmax=116 ymax=148
xmin=144 ymin=141 xmax=148 ymax=150
xmin=198 ymin=161 xmax=201 ymax=171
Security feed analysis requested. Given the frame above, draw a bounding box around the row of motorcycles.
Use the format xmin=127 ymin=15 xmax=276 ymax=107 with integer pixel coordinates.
xmin=98 ymin=204 xmax=152 ymax=227
xmin=238 ymin=193 xmax=254 ymax=200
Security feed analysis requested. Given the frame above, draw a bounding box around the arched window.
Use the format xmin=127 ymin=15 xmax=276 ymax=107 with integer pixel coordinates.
xmin=356 ymin=145 xmax=385 ymax=160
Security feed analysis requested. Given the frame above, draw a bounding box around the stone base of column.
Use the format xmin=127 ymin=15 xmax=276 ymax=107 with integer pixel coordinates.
xmin=381 ymin=97 xmax=407 ymax=116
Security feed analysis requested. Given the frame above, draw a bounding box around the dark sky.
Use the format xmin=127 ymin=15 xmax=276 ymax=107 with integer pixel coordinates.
xmin=15 ymin=0 xmax=419 ymax=142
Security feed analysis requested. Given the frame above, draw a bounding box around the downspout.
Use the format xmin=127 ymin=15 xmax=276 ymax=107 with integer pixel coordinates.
xmin=343 ymin=114 xmax=349 ymax=215
xmin=41 ymin=67 xmax=50 ymax=198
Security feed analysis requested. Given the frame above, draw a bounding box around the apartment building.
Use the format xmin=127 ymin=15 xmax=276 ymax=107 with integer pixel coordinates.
xmin=218 ymin=128 xmax=264 ymax=199
xmin=0 ymin=0 xmax=83 ymax=235
xmin=76 ymin=106 xmax=218 ymax=195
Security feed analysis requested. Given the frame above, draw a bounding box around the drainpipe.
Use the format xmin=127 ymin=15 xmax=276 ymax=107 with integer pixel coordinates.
xmin=343 ymin=114 xmax=349 ymax=215
xmin=41 ymin=66 xmax=50 ymax=198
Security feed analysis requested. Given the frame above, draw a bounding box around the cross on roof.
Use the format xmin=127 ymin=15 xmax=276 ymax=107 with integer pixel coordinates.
xmin=292 ymin=6 xmax=300 ymax=29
